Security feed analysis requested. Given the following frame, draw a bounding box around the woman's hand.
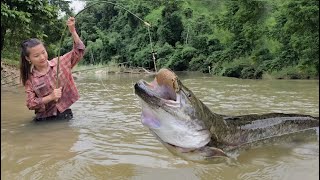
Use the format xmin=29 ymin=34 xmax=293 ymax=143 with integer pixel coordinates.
xmin=67 ymin=16 xmax=81 ymax=45
xmin=67 ymin=17 xmax=76 ymax=33
xmin=51 ymin=87 xmax=62 ymax=101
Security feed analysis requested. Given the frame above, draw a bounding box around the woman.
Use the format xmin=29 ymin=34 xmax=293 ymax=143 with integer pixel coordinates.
xmin=20 ymin=17 xmax=85 ymax=121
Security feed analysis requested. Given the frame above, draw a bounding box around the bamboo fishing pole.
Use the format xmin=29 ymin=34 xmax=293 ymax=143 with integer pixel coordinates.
xmin=56 ymin=0 xmax=153 ymax=88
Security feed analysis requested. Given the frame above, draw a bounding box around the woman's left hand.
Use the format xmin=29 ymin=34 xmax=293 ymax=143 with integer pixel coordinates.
xmin=67 ymin=17 xmax=76 ymax=33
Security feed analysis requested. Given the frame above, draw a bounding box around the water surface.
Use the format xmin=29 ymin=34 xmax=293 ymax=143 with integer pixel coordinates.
xmin=1 ymin=71 xmax=319 ymax=180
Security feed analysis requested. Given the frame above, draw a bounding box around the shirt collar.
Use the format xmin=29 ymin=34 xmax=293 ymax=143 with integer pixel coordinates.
xmin=31 ymin=60 xmax=56 ymax=77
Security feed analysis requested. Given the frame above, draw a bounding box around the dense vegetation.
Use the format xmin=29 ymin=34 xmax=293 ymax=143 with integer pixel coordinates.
xmin=1 ymin=0 xmax=319 ymax=79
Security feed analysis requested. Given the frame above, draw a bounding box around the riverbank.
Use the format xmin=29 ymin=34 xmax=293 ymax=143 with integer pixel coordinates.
xmin=1 ymin=59 xmax=318 ymax=88
xmin=1 ymin=61 xmax=21 ymax=88
xmin=72 ymin=63 xmax=154 ymax=74
xmin=1 ymin=60 xmax=155 ymax=88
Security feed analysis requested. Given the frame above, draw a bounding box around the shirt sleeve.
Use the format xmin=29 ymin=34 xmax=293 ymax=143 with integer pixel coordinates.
xmin=60 ymin=40 xmax=86 ymax=69
xmin=25 ymin=80 xmax=45 ymax=112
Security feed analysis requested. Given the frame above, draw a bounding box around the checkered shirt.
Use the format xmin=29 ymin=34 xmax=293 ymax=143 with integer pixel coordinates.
xmin=25 ymin=41 xmax=85 ymax=118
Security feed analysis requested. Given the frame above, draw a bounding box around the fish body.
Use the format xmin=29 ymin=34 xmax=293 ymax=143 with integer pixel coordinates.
xmin=134 ymin=68 xmax=319 ymax=162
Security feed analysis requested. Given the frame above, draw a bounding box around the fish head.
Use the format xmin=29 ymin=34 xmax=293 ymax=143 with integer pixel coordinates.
xmin=134 ymin=68 xmax=213 ymax=150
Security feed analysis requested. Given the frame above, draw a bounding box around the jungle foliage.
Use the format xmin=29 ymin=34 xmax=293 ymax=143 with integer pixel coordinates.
xmin=1 ymin=0 xmax=319 ymax=79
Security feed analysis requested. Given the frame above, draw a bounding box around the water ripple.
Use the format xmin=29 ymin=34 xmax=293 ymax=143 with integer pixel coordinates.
xmin=1 ymin=73 xmax=319 ymax=179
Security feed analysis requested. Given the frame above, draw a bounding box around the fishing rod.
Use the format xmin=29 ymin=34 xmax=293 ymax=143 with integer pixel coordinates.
xmin=56 ymin=0 xmax=156 ymax=87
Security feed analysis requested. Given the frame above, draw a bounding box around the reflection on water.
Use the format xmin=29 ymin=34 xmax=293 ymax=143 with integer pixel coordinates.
xmin=1 ymin=71 xmax=319 ymax=180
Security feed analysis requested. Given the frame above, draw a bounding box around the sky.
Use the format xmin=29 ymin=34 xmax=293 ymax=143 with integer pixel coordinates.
xmin=69 ymin=0 xmax=85 ymax=13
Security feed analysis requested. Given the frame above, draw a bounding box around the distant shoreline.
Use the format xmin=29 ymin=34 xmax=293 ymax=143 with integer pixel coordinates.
xmin=1 ymin=60 xmax=318 ymax=88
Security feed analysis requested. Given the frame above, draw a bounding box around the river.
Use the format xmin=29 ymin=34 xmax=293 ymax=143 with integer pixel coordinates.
xmin=1 ymin=71 xmax=319 ymax=180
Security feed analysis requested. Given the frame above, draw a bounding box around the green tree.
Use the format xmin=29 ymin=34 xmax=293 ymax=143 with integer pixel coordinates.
xmin=1 ymin=0 xmax=59 ymax=53
xmin=271 ymin=0 xmax=319 ymax=75
xmin=158 ymin=1 xmax=184 ymax=46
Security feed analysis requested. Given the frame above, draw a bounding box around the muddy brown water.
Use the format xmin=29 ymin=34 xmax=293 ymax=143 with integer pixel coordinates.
xmin=1 ymin=71 xmax=319 ymax=180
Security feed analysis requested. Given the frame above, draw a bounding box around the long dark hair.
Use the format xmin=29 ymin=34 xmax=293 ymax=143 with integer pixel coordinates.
xmin=20 ymin=38 xmax=43 ymax=86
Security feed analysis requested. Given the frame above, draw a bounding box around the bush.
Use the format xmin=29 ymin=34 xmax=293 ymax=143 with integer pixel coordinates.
xmin=270 ymin=66 xmax=316 ymax=79
xmin=215 ymin=57 xmax=263 ymax=79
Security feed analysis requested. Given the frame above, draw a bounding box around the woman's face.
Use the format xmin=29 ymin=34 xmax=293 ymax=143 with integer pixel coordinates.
xmin=26 ymin=44 xmax=48 ymax=69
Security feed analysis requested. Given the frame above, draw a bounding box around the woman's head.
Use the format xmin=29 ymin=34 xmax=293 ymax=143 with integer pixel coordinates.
xmin=20 ymin=38 xmax=48 ymax=86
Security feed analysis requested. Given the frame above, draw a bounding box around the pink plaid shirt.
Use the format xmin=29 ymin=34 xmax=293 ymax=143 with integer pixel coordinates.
xmin=25 ymin=41 xmax=85 ymax=118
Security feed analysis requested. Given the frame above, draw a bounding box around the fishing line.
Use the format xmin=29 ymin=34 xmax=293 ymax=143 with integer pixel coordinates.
xmin=98 ymin=72 xmax=111 ymax=96
xmin=56 ymin=0 xmax=155 ymax=88
xmin=89 ymin=48 xmax=112 ymax=96
xmin=147 ymin=26 xmax=157 ymax=72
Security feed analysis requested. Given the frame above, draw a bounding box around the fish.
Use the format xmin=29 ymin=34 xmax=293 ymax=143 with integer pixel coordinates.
xmin=134 ymin=68 xmax=319 ymax=162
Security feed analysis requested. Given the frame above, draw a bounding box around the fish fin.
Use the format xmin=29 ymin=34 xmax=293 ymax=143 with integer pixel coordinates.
xmin=199 ymin=146 xmax=228 ymax=158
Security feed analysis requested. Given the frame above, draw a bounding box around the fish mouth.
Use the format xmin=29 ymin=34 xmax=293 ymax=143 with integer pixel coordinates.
xmin=134 ymin=78 xmax=212 ymax=150
xmin=134 ymin=79 xmax=181 ymax=108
